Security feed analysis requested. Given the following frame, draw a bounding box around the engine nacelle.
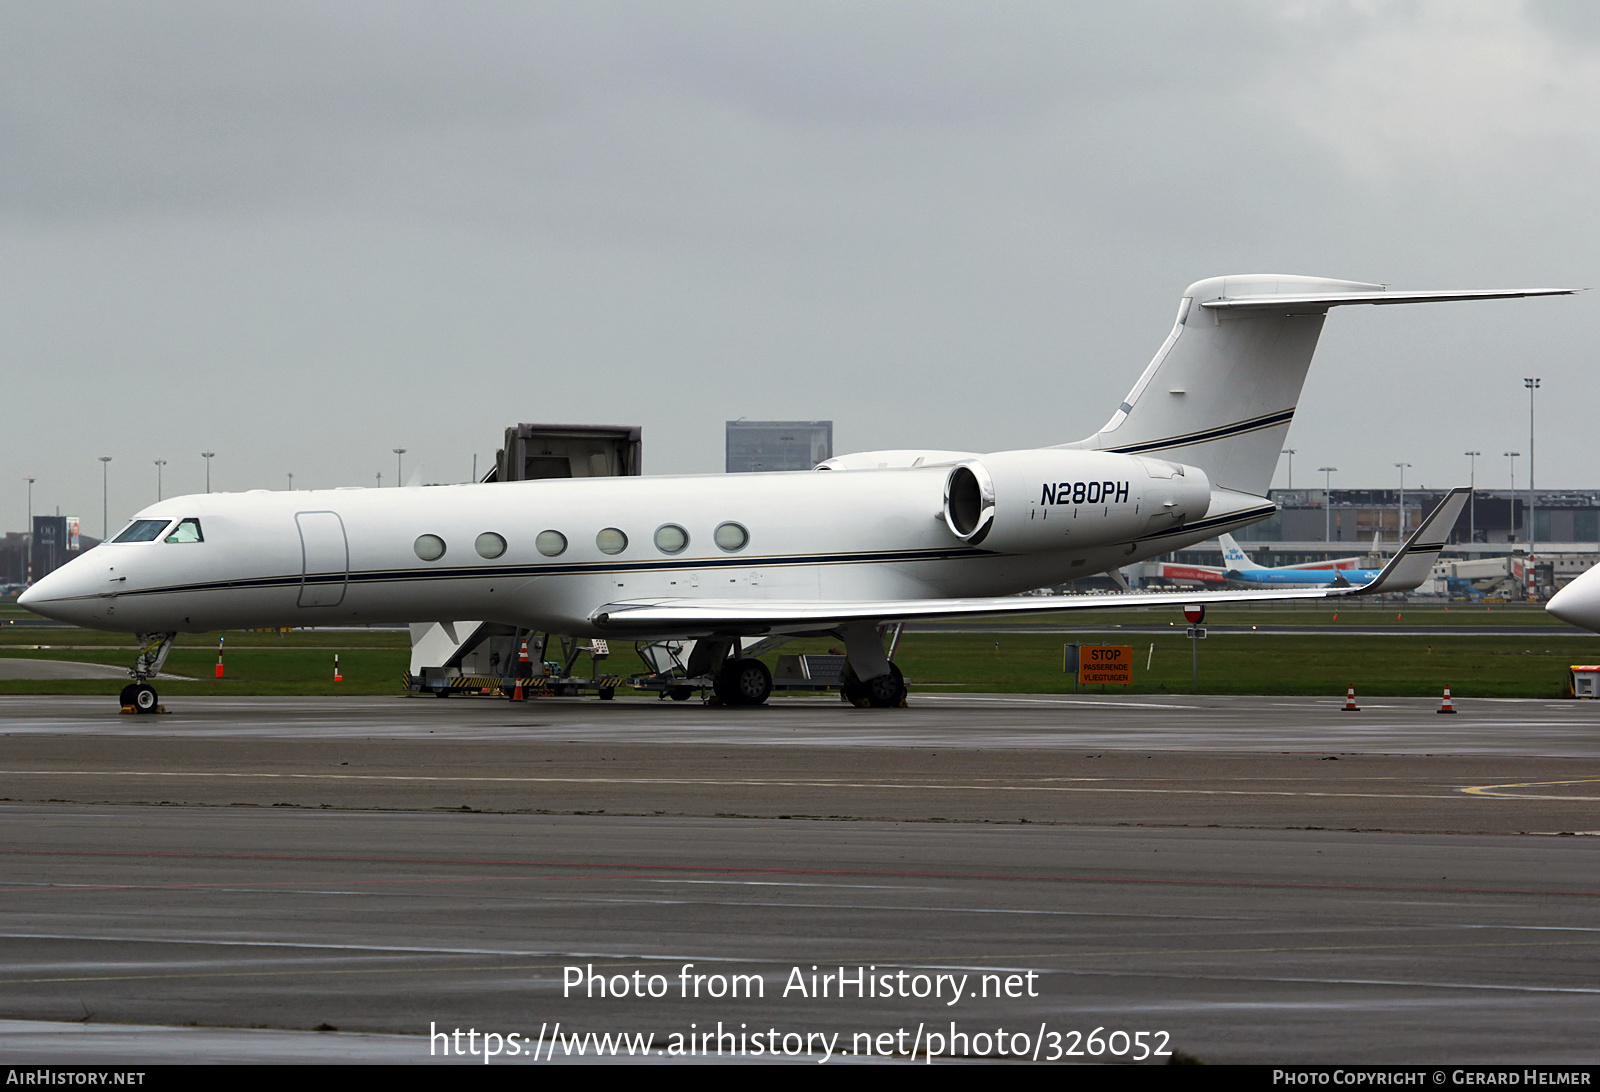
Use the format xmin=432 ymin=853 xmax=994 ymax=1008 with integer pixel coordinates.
xmin=942 ymin=449 xmax=1210 ymax=552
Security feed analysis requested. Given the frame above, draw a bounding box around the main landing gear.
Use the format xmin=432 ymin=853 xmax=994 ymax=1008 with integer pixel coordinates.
xmin=842 ymin=662 xmax=907 ymax=708
xmin=119 ymin=632 xmax=176 ymax=714
xmin=713 ymin=658 xmax=773 ymax=707
xmin=631 ymin=626 xmax=909 ymax=709
xmin=839 ymin=622 xmax=908 ymax=708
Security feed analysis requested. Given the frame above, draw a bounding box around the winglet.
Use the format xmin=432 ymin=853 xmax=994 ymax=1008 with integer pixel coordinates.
xmin=1349 ymin=488 xmax=1470 ymax=595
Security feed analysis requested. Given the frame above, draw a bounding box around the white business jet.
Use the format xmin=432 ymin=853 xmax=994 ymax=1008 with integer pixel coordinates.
xmin=21 ymin=275 xmax=1565 ymax=712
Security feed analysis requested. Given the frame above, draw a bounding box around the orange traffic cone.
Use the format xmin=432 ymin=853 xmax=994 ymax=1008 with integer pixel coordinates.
xmin=1437 ymin=687 xmax=1456 ymax=714
xmin=1342 ymin=686 xmax=1360 ymax=712
xmin=511 ymin=638 xmax=531 ymax=702
xmin=333 ymin=654 xmax=342 ymax=683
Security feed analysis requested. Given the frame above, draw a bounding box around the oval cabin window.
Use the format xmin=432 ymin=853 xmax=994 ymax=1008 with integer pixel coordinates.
xmin=654 ymin=524 xmax=689 ymax=554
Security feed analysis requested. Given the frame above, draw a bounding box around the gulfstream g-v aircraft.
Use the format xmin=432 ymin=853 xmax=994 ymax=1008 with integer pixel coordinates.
xmin=21 ymin=275 xmax=1562 ymax=711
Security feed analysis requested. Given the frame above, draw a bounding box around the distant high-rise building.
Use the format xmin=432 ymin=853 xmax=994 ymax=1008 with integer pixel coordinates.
xmin=726 ymin=421 xmax=832 ymax=473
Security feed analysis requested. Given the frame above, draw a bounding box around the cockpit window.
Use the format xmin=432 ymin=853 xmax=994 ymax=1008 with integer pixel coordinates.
xmin=112 ymin=519 xmax=171 ymax=543
xmin=164 ymin=518 xmax=203 ymax=544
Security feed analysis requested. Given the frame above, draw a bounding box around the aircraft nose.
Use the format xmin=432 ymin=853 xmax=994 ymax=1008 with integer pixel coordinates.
xmin=16 ymin=563 xmax=97 ymax=625
xmin=1547 ymin=566 xmax=1600 ymax=634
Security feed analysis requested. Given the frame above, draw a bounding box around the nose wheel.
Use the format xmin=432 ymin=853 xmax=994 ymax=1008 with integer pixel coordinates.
xmin=119 ymin=682 xmax=161 ymax=714
xmin=120 ymin=632 xmax=176 ymax=714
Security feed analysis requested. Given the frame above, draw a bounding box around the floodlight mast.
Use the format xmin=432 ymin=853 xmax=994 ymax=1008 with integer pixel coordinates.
xmin=1319 ymin=467 xmax=1337 ymax=542
xmin=1394 ymin=462 xmax=1412 ymax=540
xmin=1464 ymin=451 xmax=1480 ymax=544
xmin=98 ymin=457 xmax=112 ymax=540
xmin=1505 ymin=452 xmax=1520 ymax=536
xmin=1525 ymin=378 xmax=1540 ymax=556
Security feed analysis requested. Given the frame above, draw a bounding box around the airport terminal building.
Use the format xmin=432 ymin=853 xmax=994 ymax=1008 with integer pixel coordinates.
xmin=1157 ymin=487 xmax=1600 ymax=596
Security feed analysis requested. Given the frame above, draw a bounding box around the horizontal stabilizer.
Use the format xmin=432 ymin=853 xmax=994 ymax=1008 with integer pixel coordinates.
xmin=1201 ymin=288 xmax=1574 ymax=313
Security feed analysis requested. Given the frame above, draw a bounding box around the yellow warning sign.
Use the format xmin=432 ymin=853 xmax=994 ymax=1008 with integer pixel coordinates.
xmin=1079 ymin=645 xmax=1133 ymax=686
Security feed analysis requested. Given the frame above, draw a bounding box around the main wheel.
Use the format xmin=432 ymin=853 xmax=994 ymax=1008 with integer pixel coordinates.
xmin=844 ymin=663 xmax=905 ymax=708
xmin=715 ymin=658 xmax=772 ymax=707
xmin=131 ymin=683 xmax=159 ymax=714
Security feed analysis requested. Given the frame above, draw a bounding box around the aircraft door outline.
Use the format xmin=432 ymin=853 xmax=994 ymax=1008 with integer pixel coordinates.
xmin=296 ymin=510 xmax=348 ymax=607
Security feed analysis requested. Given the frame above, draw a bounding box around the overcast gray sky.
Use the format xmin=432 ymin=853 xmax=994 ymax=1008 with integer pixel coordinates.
xmin=4 ymin=0 xmax=1597 ymax=534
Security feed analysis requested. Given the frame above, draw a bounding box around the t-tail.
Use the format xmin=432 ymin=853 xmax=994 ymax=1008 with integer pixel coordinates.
xmin=1062 ymin=275 xmax=1572 ymax=498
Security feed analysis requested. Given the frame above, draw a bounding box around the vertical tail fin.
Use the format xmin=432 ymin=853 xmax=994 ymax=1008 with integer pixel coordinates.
xmin=1217 ymin=533 xmax=1261 ymax=571
xmin=1062 ymin=276 xmax=1572 ymax=497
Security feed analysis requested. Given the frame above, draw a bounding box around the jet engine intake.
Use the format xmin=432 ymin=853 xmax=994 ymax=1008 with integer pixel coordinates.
xmin=942 ymin=450 xmax=1210 ymax=553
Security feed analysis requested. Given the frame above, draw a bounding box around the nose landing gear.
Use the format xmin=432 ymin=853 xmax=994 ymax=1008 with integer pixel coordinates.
xmin=120 ymin=632 xmax=176 ymax=714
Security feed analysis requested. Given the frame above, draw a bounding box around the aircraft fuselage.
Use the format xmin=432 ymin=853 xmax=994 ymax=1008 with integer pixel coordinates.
xmin=23 ymin=452 xmax=1250 ymax=638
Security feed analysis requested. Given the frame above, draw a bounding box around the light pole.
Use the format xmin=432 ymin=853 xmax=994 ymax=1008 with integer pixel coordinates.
xmin=154 ymin=459 xmax=166 ymax=501
xmin=1525 ymin=377 xmax=1540 ymax=552
xmin=1505 ymin=451 xmax=1520 ymax=538
xmin=287 ymin=472 xmax=294 ymax=491
xmin=393 ymin=448 xmax=407 ymax=486
xmin=1464 ymin=451 xmax=1481 ymax=545
xmin=202 ymin=451 xmax=215 ymax=493
xmin=24 ymin=476 xmax=35 ymax=585
xmin=1394 ymin=462 xmax=1412 ymax=541
xmin=98 ymin=457 xmax=112 ymax=540
xmin=1281 ymin=448 xmax=1296 ymax=490
xmin=1318 ymin=467 xmax=1337 ymax=542
xmin=376 ymin=471 xmax=382 ymax=488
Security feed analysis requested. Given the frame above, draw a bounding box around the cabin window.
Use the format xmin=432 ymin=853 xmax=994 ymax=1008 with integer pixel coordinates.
xmin=713 ymin=522 xmax=749 ymax=552
xmin=164 ymin=518 xmax=203 ymax=544
xmin=654 ymin=524 xmax=689 ymax=554
xmin=595 ymin=528 xmax=628 ymax=555
xmin=536 ymin=530 xmax=567 ymax=557
xmin=414 ymin=534 xmax=447 ymax=561
xmin=475 ymin=532 xmax=506 ymax=559
xmin=112 ymin=520 xmax=170 ymax=543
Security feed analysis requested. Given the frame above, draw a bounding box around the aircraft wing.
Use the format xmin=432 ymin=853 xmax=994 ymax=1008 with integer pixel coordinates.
xmin=592 ymin=489 xmax=1471 ymax=637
